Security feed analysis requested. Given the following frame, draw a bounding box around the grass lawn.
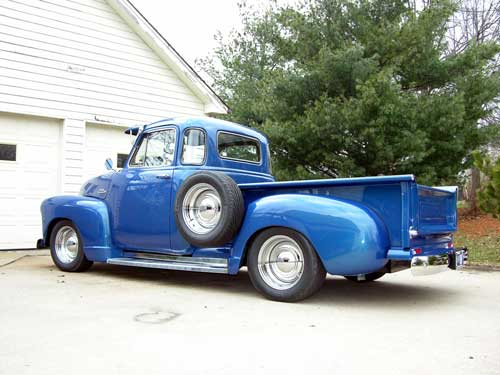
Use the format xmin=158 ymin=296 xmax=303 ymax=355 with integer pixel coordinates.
xmin=454 ymin=215 xmax=500 ymax=266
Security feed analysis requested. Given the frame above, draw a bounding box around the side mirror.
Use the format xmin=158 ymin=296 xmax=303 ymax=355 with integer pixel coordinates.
xmin=105 ymin=158 xmax=114 ymax=171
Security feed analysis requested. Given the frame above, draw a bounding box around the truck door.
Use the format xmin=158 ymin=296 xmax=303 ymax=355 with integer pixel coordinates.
xmin=110 ymin=126 xmax=176 ymax=252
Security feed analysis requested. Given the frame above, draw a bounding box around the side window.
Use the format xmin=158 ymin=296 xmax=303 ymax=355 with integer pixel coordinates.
xmin=129 ymin=128 xmax=176 ymax=167
xmin=181 ymin=129 xmax=206 ymax=165
xmin=218 ymin=132 xmax=261 ymax=163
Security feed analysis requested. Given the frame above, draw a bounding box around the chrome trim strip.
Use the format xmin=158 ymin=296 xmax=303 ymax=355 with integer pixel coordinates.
xmin=123 ymin=251 xmax=228 ymax=265
xmin=411 ymin=254 xmax=449 ymax=276
xmin=107 ymin=257 xmax=229 ymax=274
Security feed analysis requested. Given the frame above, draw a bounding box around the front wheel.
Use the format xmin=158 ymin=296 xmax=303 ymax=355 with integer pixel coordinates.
xmin=247 ymin=228 xmax=326 ymax=302
xmin=50 ymin=220 xmax=93 ymax=272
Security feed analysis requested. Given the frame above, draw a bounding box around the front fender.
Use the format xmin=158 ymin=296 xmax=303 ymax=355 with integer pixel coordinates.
xmin=41 ymin=196 xmax=116 ymax=261
xmin=230 ymin=194 xmax=390 ymax=275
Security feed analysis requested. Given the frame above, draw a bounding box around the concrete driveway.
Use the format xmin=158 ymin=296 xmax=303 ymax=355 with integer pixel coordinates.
xmin=1 ymin=251 xmax=499 ymax=375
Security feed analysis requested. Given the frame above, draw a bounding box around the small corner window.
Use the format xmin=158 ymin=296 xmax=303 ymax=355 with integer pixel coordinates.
xmin=0 ymin=144 xmax=16 ymax=161
xmin=129 ymin=128 xmax=176 ymax=167
xmin=117 ymin=153 xmax=129 ymax=168
xmin=182 ymin=129 xmax=206 ymax=165
xmin=218 ymin=132 xmax=261 ymax=164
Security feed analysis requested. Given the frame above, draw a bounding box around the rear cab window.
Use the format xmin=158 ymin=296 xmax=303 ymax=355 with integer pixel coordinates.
xmin=217 ymin=132 xmax=261 ymax=164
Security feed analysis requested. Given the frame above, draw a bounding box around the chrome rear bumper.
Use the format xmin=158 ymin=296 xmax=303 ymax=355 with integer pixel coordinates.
xmin=411 ymin=254 xmax=449 ymax=276
xmin=411 ymin=248 xmax=468 ymax=276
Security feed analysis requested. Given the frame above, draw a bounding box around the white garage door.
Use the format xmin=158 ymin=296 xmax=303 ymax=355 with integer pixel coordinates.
xmin=84 ymin=123 xmax=134 ymax=181
xmin=0 ymin=113 xmax=61 ymax=249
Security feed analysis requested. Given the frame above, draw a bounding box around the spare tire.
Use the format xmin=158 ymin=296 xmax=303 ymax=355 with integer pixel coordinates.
xmin=174 ymin=171 xmax=244 ymax=247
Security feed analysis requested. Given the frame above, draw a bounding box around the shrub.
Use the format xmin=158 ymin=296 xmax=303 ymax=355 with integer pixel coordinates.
xmin=473 ymin=152 xmax=500 ymax=218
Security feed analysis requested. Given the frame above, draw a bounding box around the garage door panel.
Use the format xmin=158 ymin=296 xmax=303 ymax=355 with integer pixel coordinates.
xmin=22 ymin=223 xmax=42 ymax=230
xmin=23 ymin=168 xmax=58 ymax=175
xmin=23 ymin=145 xmax=59 ymax=163
xmin=0 ymin=220 xmax=16 ymax=227
xmin=19 ymin=195 xmax=43 ymax=206
xmin=24 ymin=177 xmax=58 ymax=192
xmin=0 ymin=113 xmax=61 ymax=249
xmin=0 ymin=169 xmax=19 ymax=190
xmin=23 ymin=172 xmax=58 ymax=182
xmin=85 ymin=123 xmax=133 ymax=181
xmin=0 ymin=197 xmax=16 ymax=217
xmin=0 ymin=225 xmax=20 ymax=248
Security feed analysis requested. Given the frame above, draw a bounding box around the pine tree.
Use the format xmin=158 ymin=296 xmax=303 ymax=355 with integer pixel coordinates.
xmin=200 ymin=0 xmax=500 ymax=184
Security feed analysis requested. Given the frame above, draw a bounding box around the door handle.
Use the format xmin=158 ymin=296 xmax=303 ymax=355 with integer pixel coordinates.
xmin=156 ymin=174 xmax=171 ymax=180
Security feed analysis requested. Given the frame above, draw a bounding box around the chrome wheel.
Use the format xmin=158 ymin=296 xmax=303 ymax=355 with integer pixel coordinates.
xmin=54 ymin=226 xmax=79 ymax=264
xmin=182 ymin=183 xmax=222 ymax=235
xmin=257 ymin=235 xmax=304 ymax=290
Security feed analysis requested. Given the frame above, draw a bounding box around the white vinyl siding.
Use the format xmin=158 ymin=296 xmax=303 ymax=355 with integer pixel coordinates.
xmin=0 ymin=0 xmax=206 ymax=125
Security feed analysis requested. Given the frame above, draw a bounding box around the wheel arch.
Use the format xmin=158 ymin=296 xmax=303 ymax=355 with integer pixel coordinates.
xmin=239 ymin=225 xmax=318 ymax=268
xmin=229 ymin=194 xmax=391 ymax=275
xmin=45 ymin=217 xmax=72 ymax=247
xmin=41 ymin=195 xmax=115 ymax=262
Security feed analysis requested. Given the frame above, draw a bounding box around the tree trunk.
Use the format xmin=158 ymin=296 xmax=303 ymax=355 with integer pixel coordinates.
xmin=470 ymin=167 xmax=480 ymax=213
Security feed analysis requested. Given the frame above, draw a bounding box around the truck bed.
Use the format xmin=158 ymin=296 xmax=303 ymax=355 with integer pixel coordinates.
xmin=239 ymin=174 xmax=457 ymax=253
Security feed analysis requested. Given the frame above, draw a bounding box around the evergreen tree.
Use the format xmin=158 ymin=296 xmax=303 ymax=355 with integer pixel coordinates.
xmin=200 ymin=0 xmax=500 ymax=183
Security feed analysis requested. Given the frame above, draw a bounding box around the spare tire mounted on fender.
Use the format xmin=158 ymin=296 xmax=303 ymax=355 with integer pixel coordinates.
xmin=174 ymin=171 xmax=245 ymax=247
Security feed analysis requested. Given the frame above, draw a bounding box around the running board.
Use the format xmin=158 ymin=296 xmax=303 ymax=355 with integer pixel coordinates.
xmin=106 ymin=256 xmax=229 ymax=274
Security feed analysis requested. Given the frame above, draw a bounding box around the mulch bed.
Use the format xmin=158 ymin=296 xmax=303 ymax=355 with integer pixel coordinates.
xmin=458 ymin=214 xmax=500 ymax=237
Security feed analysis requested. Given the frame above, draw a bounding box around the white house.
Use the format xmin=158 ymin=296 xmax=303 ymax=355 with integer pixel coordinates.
xmin=0 ymin=0 xmax=229 ymax=249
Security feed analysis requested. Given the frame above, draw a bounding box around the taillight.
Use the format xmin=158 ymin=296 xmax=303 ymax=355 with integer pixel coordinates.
xmin=412 ymin=247 xmax=422 ymax=255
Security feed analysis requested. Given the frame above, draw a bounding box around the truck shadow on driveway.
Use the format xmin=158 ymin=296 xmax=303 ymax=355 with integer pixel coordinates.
xmin=79 ymin=263 xmax=460 ymax=308
xmin=310 ymin=276 xmax=457 ymax=308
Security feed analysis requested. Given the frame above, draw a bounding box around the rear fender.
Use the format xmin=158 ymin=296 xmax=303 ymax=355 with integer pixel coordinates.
xmin=41 ymin=196 xmax=116 ymax=262
xmin=230 ymin=194 xmax=390 ymax=275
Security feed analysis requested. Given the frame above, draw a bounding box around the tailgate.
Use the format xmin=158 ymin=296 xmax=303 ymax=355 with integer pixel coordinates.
xmin=416 ymin=185 xmax=457 ymax=235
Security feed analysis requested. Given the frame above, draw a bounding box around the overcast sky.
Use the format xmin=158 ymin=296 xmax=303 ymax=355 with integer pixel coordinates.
xmin=129 ymin=1 xmax=296 ymax=67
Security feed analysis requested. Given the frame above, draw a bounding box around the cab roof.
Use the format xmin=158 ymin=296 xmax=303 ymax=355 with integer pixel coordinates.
xmin=142 ymin=117 xmax=268 ymax=143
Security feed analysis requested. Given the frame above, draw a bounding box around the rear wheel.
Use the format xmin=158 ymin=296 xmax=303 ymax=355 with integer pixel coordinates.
xmin=344 ymin=272 xmax=385 ymax=283
xmin=50 ymin=220 xmax=93 ymax=272
xmin=247 ymin=228 xmax=326 ymax=302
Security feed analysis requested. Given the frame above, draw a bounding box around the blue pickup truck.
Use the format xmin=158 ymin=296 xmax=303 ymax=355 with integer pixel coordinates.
xmin=40 ymin=117 xmax=466 ymax=301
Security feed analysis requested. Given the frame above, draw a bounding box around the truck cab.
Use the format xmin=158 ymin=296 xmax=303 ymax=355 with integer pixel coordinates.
xmin=40 ymin=117 xmax=466 ymax=302
xmin=81 ymin=117 xmax=273 ymax=255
